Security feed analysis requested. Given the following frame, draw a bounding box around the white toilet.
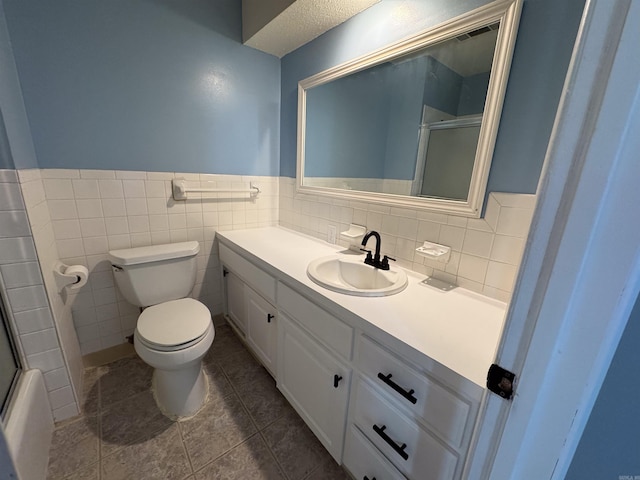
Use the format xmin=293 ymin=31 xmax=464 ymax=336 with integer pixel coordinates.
xmin=107 ymin=241 xmax=214 ymax=419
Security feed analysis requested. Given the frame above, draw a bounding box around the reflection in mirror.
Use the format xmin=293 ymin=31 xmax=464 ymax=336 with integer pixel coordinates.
xmin=297 ymin=0 xmax=522 ymax=217
xmin=305 ymin=24 xmax=497 ymax=199
xmin=414 ymin=114 xmax=482 ymax=200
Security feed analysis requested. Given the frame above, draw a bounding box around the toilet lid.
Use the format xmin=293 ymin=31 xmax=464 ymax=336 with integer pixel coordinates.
xmin=137 ymin=298 xmax=211 ymax=348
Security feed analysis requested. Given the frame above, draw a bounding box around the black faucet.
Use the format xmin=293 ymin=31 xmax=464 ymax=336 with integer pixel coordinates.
xmin=361 ymin=230 xmax=395 ymax=270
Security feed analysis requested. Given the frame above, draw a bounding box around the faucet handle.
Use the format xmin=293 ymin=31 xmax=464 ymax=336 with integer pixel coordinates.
xmin=360 ymin=247 xmax=373 ymax=259
xmin=381 ymin=255 xmax=396 ymax=270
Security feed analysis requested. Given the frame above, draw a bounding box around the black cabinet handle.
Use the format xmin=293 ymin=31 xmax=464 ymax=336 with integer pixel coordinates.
xmin=377 ymin=372 xmax=417 ymax=404
xmin=373 ymin=424 xmax=409 ymax=461
xmin=363 ymin=476 xmax=376 ymax=480
xmin=333 ymin=374 xmax=343 ymax=388
xmin=267 ymin=313 xmax=274 ymax=323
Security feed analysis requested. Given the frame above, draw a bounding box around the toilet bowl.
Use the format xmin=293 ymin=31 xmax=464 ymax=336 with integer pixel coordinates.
xmin=135 ymin=298 xmax=214 ymax=419
xmin=107 ymin=241 xmax=214 ymax=419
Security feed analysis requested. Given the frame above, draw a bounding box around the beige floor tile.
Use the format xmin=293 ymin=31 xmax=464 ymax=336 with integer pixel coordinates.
xmin=81 ymin=367 xmax=100 ymax=416
xmin=99 ymin=355 xmax=152 ymax=408
xmin=202 ymin=361 xmax=235 ymax=403
xmin=100 ymin=389 xmax=173 ymax=457
xmin=194 ymin=434 xmax=284 ymax=480
xmin=180 ymin=393 xmax=257 ymax=471
xmin=204 ymin=325 xmax=248 ymax=363
xmin=61 ymin=461 xmax=100 ymax=480
xmin=48 ymin=327 xmax=346 ymax=480
xmin=47 ymin=416 xmax=99 ymax=479
xmin=304 ymin=455 xmax=351 ymax=480
xmin=234 ymin=372 xmax=292 ymax=430
xmin=101 ymin=423 xmax=191 ymax=480
xmin=261 ymin=408 xmax=328 ymax=480
xmin=217 ymin=348 xmax=265 ymax=387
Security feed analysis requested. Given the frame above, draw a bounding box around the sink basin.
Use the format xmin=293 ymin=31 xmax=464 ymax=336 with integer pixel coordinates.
xmin=307 ymin=255 xmax=408 ymax=297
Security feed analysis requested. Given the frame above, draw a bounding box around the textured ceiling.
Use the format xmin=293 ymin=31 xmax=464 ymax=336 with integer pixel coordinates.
xmin=243 ymin=0 xmax=381 ymax=58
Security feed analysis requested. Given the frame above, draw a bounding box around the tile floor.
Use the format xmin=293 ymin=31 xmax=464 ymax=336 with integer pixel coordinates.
xmin=46 ymin=324 xmax=351 ymax=480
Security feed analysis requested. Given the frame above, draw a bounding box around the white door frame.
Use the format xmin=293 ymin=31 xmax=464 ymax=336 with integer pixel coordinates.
xmin=465 ymin=0 xmax=640 ymax=478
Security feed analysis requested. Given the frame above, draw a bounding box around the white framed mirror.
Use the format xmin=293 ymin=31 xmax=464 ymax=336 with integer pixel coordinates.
xmin=296 ymin=0 xmax=522 ymax=217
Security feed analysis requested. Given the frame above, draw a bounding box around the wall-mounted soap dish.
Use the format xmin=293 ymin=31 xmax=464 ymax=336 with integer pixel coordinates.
xmin=415 ymin=241 xmax=451 ymax=263
xmin=340 ymin=224 xmax=367 ymax=251
xmin=420 ymin=277 xmax=457 ymax=291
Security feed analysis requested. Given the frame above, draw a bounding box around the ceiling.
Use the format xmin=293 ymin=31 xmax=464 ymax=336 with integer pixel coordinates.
xmin=242 ymin=0 xmax=381 ymax=58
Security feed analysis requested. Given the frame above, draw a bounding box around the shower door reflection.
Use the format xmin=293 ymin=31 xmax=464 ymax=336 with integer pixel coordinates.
xmin=0 ymin=298 xmax=20 ymax=417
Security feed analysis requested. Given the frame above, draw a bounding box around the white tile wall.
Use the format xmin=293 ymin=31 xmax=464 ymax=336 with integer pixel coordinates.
xmin=17 ymin=167 xmax=533 ymax=366
xmin=0 ymin=170 xmax=80 ymax=421
xmin=35 ymin=169 xmax=279 ymax=356
xmin=279 ymin=177 xmax=535 ymax=302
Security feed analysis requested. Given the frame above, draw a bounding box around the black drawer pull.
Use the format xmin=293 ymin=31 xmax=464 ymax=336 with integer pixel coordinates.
xmin=372 ymin=424 xmax=409 ymax=461
xmin=333 ymin=374 xmax=343 ymax=388
xmin=377 ymin=373 xmax=417 ymax=404
xmin=363 ymin=476 xmax=377 ymax=480
xmin=267 ymin=313 xmax=274 ymax=323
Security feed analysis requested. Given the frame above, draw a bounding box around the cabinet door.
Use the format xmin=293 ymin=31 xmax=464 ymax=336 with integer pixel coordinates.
xmin=246 ymin=287 xmax=277 ymax=376
xmin=278 ymin=314 xmax=351 ymax=462
xmin=225 ymin=270 xmax=246 ymax=333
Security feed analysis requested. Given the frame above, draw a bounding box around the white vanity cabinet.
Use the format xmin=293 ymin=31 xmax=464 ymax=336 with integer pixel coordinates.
xmin=245 ymin=287 xmax=277 ymax=375
xmin=220 ymin=244 xmax=278 ymax=376
xmin=217 ymin=228 xmax=505 ymax=480
xmin=224 ymin=270 xmax=246 ymax=332
xmin=276 ymin=282 xmax=353 ymax=461
xmin=278 ymin=313 xmax=351 ymax=462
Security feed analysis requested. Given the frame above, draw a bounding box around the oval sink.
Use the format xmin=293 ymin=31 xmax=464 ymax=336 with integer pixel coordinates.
xmin=307 ymin=255 xmax=408 ymax=297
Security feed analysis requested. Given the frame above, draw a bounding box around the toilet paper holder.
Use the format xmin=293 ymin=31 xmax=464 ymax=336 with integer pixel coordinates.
xmin=53 ymin=262 xmax=89 ymax=293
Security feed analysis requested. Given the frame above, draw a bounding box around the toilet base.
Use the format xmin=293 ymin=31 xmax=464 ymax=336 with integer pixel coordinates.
xmin=151 ymin=361 xmax=209 ymax=420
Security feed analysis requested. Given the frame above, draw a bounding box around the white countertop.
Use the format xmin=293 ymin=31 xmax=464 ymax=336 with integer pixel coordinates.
xmin=217 ymin=227 xmax=507 ymax=387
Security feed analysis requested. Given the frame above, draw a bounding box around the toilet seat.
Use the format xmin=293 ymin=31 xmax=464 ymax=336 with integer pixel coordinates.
xmin=136 ymin=298 xmax=211 ymax=352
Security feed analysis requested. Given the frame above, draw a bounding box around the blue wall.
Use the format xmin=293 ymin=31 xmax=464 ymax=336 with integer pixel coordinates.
xmin=2 ymin=0 xmax=281 ymax=175
xmin=566 ymin=291 xmax=640 ymax=478
xmin=305 ymin=66 xmax=391 ymax=179
xmin=280 ymin=0 xmax=585 ymax=195
xmin=0 ymin=0 xmax=37 ymax=169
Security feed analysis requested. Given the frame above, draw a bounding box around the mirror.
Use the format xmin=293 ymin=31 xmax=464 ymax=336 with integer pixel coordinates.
xmin=297 ymin=0 xmax=521 ymax=217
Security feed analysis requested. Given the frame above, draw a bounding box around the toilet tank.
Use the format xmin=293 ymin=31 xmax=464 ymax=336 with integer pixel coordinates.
xmin=107 ymin=241 xmax=200 ymax=307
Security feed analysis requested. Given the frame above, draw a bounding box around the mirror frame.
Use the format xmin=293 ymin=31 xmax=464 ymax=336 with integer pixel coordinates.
xmin=296 ymin=0 xmax=522 ymax=218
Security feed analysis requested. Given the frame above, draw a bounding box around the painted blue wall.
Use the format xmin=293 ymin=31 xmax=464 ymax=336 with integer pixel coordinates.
xmin=305 ymin=66 xmax=391 ymax=179
xmin=566 ymin=291 xmax=640 ymax=478
xmin=280 ymin=0 xmax=585 ymax=196
xmin=0 ymin=0 xmax=38 ymax=169
xmin=458 ymin=72 xmax=490 ymax=116
xmin=2 ymin=0 xmax=280 ymax=175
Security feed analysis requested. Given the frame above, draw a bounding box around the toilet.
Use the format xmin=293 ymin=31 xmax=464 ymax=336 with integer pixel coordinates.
xmin=107 ymin=241 xmax=214 ymax=419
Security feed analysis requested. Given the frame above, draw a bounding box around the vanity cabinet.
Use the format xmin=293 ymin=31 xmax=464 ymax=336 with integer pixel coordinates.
xmin=217 ymin=229 xmax=494 ymax=480
xmin=278 ymin=313 xmax=351 ymax=462
xmin=245 ymin=287 xmax=277 ymax=375
xmin=220 ymin=244 xmax=278 ymax=376
xmin=225 ymin=270 xmax=246 ymax=332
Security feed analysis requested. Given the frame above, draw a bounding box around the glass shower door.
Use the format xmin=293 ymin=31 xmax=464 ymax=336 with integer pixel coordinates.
xmin=0 ymin=299 xmax=20 ymax=417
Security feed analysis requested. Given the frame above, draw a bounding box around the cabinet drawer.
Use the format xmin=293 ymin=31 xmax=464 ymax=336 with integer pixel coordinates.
xmin=278 ymin=283 xmax=353 ymax=360
xmin=353 ymin=377 xmax=458 ymax=480
xmin=344 ymin=424 xmax=405 ymax=480
xmin=358 ymin=336 xmax=471 ymax=449
xmin=219 ymin=243 xmax=276 ymax=303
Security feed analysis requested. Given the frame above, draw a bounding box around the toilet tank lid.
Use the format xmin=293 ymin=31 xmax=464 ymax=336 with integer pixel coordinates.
xmin=108 ymin=241 xmax=200 ymax=266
